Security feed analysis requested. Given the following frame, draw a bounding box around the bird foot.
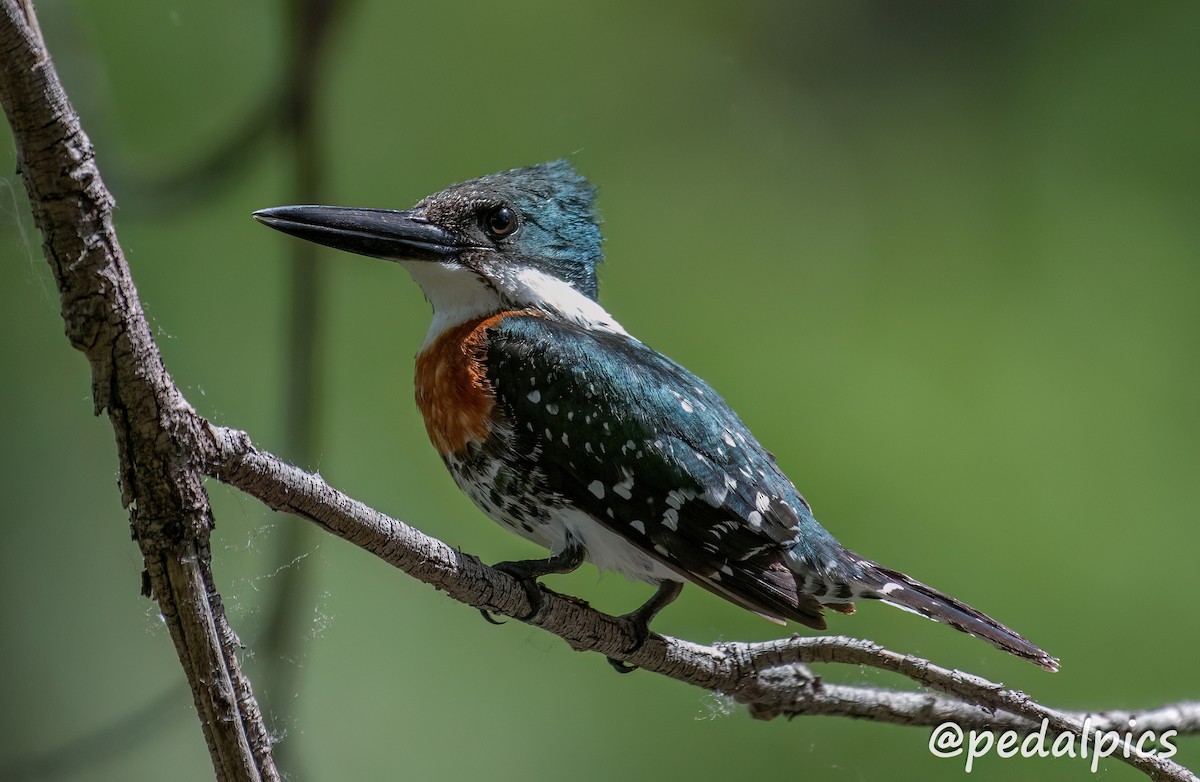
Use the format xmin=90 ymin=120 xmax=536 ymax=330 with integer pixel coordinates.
xmin=480 ymin=545 xmax=586 ymax=624
xmin=605 ymin=610 xmax=652 ymax=673
xmin=604 ymin=580 xmax=684 ymax=674
xmin=489 ymin=560 xmax=548 ymax=621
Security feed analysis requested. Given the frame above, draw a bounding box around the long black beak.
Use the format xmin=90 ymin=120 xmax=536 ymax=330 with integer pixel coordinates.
xmin=252 ymin=205 xmax=468 ymax=261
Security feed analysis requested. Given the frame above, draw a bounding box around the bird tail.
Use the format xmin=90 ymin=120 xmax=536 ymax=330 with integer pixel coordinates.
xmin=848 ymin=554 xmax=1059 ymax=672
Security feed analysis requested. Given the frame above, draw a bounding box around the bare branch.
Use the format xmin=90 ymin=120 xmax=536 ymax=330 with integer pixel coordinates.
xmin=0 ymin=2 xmax=276 ymax=779
xmin=202 ymin=423 xmax=1199 ymax=782
xmin=746 ymin=667 xmax=1200 ymax=736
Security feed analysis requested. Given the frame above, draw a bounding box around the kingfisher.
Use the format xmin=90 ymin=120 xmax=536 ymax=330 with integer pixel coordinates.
xmin=253 ymin=161 xmax=1057 ymax=672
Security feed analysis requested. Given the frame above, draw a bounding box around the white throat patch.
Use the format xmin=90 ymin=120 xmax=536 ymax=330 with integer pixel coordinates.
xmin=398 ymin=261 xmax=503 ymax=349
xmin=399 ymin=260 xmax=628 ymax=348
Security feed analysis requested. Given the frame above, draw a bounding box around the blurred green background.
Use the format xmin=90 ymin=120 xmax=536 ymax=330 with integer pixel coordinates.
xmin=2 ymin=1 xmax=1197 ymax=780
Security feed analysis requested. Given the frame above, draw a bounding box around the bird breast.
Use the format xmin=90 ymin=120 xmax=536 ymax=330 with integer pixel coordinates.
xmin=414 ymin=310 xmax=535 ymax=455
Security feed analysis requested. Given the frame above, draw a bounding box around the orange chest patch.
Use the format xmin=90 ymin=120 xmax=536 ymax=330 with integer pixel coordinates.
xmin=414 ymin=311 xmax=525 ymax=456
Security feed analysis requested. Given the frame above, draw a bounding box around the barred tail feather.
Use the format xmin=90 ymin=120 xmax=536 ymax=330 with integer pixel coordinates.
xmin=857 ymin=559 xmax=1059 ymax=672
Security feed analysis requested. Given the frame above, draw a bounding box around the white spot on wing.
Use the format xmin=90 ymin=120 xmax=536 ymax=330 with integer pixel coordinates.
xmin=613 ymin=475 xmax=634 ymax=500
xmin=527 ymin=390 xmax=541 ymax=403
xmin=663 ymin=508 xmax=679 ymax=530
xmin=666 ymin=489 xmax=692 ymax=510
xmin=588 ymin=481 xmax=605 ymax=498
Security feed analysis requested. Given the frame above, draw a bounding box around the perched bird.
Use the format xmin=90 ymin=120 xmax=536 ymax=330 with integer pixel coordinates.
xmin=254 ymin=161 xmax=1057 ymax=672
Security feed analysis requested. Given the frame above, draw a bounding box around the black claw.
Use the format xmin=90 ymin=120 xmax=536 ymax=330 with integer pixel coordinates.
xmin=479 ymin=609 xmax=507 ymax=625
xmin=607 ymin=656 xmax=638 ymax=673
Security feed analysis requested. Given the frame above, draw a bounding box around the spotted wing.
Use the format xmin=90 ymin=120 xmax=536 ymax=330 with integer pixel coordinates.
xmin=485 ymin=314 xmax=847 ymax=628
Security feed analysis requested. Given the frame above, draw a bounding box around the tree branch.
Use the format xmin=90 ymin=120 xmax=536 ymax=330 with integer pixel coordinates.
xmin=2 ymin=2 xmax=1195 ymax=781
xmin=200 ymin=424 xmax=1200 ymax=782
xmin=0 ymin=2 xmax=276 ymax=780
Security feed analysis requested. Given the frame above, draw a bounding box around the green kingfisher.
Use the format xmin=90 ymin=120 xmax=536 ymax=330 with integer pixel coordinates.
xmin=253 ymin=161 xmax=1057 ymax=672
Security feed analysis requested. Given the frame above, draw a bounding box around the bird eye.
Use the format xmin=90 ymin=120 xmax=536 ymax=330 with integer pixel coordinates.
xmin=483 ymin=206 xmax=519 ymax=238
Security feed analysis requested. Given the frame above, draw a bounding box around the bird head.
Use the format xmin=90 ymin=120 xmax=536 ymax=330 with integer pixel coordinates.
xmin=254 ymin=161 xmax=619 ymax=342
